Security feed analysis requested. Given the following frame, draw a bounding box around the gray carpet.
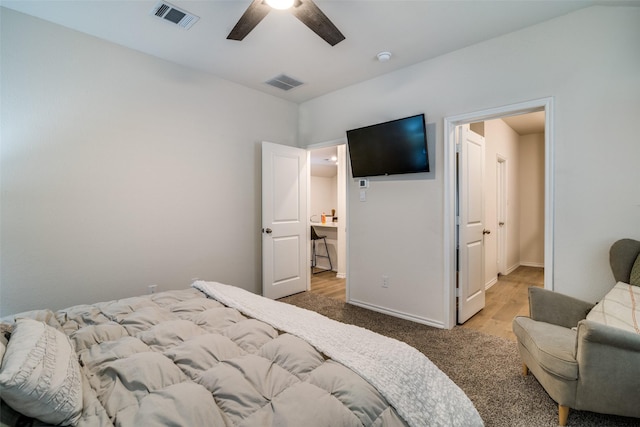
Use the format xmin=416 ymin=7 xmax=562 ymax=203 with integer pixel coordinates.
xmin=279 ymin=291 xmax=637 ymax=427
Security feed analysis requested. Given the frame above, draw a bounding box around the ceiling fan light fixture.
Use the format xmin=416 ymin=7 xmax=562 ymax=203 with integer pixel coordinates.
xmin=266 ymin=0 xmax=295 ymax=10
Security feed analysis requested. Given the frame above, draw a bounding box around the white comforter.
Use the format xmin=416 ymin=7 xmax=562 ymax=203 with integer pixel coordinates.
xmin=192 ymin=281 xmax=483 ymax=427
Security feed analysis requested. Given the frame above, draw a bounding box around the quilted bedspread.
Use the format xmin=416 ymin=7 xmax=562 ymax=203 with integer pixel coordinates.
xmin=1 ymin=285 xmax=483 ymax=427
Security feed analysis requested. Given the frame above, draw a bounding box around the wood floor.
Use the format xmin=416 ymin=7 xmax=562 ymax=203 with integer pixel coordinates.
xmin=459 ymin=266 xmax=544 ymax=341
xmin=309 ymin=266 xmax=543 ymax=341
xmin=310 ymin=270 xmax=346 ymax=301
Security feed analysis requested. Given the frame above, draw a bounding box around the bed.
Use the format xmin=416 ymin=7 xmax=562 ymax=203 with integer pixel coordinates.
xmin=0 ymin=281 xmax=483 ymax=427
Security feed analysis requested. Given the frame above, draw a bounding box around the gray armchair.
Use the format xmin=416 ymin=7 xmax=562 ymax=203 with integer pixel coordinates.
xmin=512 ymin=239 xmax=640 ymax=426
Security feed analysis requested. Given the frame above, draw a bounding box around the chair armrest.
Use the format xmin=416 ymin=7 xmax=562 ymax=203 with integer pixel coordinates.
xmin=528 ymin=287 xmax=594 ymax=328
xmin=577 ymin=319 xmax=640 ymax=352
xmin=574 ymin=320 xmax=640 ymax=417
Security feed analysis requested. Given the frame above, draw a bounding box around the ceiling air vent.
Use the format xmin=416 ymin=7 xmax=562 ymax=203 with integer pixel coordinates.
xmin=150 ymin=1 xmax=199 ymax=29
xmin=266 ymin=74 xmax=304 ymax=91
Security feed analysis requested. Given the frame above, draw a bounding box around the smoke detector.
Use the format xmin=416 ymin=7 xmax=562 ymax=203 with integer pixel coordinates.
xmin=377 ymin=51 xmax=392 ymax=62
xmin=150 ymin=1 xmax=199 ymax=29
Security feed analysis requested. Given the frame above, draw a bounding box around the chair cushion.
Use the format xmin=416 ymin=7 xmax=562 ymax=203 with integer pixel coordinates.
xmin=512 ymin=316 xmax=578 ymax=380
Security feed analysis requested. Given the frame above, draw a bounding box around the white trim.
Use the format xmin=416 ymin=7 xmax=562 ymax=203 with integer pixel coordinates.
xmin=485 ymin=277 xmax=498 ymax=290
xmin=443 ymin=97 xmax=555 ymax=329
xmin=496 ymin=154 xmax=508 ymax=275
xmin=504 ymin=263 xmax=520 ymax=276
xmin=519 ymin=262 xmax=545 ymax=269
xmin=349 ymin=299 xmax=445 ymax=329
xmin=306 ymin=138 xmax=347 ymax=150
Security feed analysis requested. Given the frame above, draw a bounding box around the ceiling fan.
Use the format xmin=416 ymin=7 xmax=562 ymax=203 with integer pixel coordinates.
xmin=227 ymin=0 xmax=345 ymax=46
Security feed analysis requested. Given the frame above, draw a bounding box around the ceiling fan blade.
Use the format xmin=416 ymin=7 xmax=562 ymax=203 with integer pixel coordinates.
xmin=227 ymin=0 xmax=271 ymax=41
xmin=291 ymin=0 xmax=345 ymax=46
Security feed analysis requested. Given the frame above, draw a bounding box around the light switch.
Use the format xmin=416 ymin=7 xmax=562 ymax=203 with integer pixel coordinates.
xmin=360 ymin=190 xmax=366 ymax=202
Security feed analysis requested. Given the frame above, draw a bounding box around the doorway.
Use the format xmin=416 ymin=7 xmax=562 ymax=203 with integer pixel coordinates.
xmin=309 ymin=143 xmax=347 ymax=300
xmin=461 ymin=114 xmax=546 ymax=334
xmin=444 ymin=98 xmax=554 ymax=329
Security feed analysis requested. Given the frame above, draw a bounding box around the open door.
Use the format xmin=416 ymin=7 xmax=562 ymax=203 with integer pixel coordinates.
xmin=262 ymin=141 xmax=308 ymax=299
xmin=457 ymin=125 xmax=487 ymax=323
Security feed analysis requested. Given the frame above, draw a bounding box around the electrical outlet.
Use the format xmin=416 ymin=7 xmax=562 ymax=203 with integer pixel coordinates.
xmin=148 ymin=284 xmax=157 ymax=294
xmin=382 ymin=275 xmax=389 ymax=288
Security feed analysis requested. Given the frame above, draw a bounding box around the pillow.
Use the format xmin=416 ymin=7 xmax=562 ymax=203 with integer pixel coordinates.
xmin=586 ymin=282 xmax=640 ymax=334
xmin=0 ymin=318 xmax=83 ymax=426
xmin=630 ymin=253 xmax=640 ymax=286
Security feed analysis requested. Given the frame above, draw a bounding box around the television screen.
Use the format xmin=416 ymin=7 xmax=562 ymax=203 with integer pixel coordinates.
xmin=346 ymin=114 xmax=429 ymax=178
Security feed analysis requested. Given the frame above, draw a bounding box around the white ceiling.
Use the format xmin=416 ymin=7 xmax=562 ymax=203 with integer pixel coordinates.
xmin=310 ymin=145 xmax=338 ymax=177
xmin=2 ymin=0 xmax=626 ymax=104
xmin=502 ymin=111 xmax=546 ymax=135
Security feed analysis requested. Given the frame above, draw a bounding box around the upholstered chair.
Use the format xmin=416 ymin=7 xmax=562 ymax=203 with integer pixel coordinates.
xmin=512 ymin=238 xmax=640 ymax=426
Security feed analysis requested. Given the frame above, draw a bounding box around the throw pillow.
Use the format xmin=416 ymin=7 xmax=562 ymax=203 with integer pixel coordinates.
xmin=0 ymin=318 xmax=83 ymax=426
xmin=630 ymin=253 xmax=640 ymax=286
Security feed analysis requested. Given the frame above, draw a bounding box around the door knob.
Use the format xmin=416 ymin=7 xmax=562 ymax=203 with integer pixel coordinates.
xmin=483 ymin=229 xmax=491 ymax=235
xmin=263 ymin=228 xmax=273 ymax=234
xmin=499 ymin=222 xmax=505 ymax=226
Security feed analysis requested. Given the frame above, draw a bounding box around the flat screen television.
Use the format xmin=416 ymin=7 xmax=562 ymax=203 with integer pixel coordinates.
xmin=346 ymin=114 xmax=429 ymax=178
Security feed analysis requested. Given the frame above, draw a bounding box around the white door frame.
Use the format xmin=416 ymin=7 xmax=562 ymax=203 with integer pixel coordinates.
xmin=443 ymin=97 xmax=555 ymax=329
xmin=496 ymin=154 xmax=507 ymax=275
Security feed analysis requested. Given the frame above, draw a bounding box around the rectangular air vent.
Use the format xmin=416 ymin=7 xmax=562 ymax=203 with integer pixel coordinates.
xmin=150 ymin=1 xmax=199 ymax=29
xmin=266 ymin=74 xmax=304 ymax=91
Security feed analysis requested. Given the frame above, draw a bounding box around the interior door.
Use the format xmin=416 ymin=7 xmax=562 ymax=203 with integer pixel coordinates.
xmin=457 ymin=125 xmax=486 ymax=323
xmin=262 ymin=141 xmax=309 ymax=299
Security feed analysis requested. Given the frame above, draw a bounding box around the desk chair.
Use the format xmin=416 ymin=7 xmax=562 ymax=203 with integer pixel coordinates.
xmin=311 ymin=226 xmax=333 ymax=274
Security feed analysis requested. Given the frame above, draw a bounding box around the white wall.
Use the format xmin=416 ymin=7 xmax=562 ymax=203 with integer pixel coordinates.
xmin=299 ymin=6 xmax=640 ymax=325
xmin=0 ymin=9 xmax=298 ymax=315
xmin=310 ymin=175 xmax=337 ymax=221
xmin=519 ymin=133 xmax=545 ymax=267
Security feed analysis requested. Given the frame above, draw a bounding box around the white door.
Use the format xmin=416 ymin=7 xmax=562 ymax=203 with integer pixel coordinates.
xmin=457 ymin=125 xmax=486 ymax=323
xmin=262 ymin=141 xmax=309 ymax=299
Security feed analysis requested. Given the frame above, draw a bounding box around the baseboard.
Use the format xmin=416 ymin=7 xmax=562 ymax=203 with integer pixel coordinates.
xmin=347 ymin=299 xmax=445 ymax=329
xmin=504 ymin=264 xmax=520 ymax=275
xmin=501 ymin=262 xmax=544 ymax=276
xmin=335 ymin=272 xmax=346 ymax=279
xmin=485 ymin=276 xmax=498 ymax=290
xmin=519 ymin=261 xmax=544 ymax=268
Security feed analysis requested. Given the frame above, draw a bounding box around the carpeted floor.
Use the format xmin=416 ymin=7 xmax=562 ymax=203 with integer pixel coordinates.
xmin=279 ymin=291 xmax=637 ymax=427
